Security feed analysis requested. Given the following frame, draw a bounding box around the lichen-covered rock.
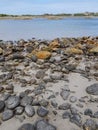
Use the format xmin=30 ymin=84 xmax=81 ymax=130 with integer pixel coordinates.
xmin=35 ymin=51 xmax=51 ymax=59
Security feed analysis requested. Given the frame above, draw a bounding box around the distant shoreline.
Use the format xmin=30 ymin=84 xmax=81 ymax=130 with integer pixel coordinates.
xmin=0 ymin=13 xmax=98 ymax=20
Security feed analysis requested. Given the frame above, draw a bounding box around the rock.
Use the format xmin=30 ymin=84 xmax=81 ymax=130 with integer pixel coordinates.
xmin=60 ymin=90 xmax=70 ymax=100
xmin=11 ymin=54 xmax=24 ymax=60
xmin=49 ymin=39 xmax=60 ymax=49
xmin=6 ymin=96 xmax=20 ymax=109
xmin=89 ymin=46 xmax=98 ymax=54
xmin=18 ymin=123 xmax=34 ymax=130
xmin=62 ymin=111 xmax=71 ymax=119
xmin=58 ymin=103 xmax=71 ymax=110
xmin=94 ymin=63 xmax=98 ymax=70
xmin=70 ymin=114 xmax=82 ymax=127
xmin=0 ymin=48 xmax=3 ymax=54
xmin=2 ymin=110 xmax=13 ymax=121
xmin=66 ymin=48 xmax=83 ymax=54
xmin=36 ymin=51 xmax=51 ymax=59
xmin=15 ymin=106 xmax=24 ymax=115
xmin=0 ymin=100 xmax=5 ymax=112
xmin=35 ymin=70 xmax=45 ymax=79
xmin=25 ymin=105 xmax=35 ymax=117
xmin=51 ymin=100 xmax=58 ymax=108
xmin=39 ymin=99 xmax=49 ymax=107
xmin=83 ymin=119 xmax=98 ymax=130
xmin=35 ymin=120 xmax=56 ymax=130
xmin=0 ymin=56 xmax=5 ymax=62
xmin=65 ymin=64 xmax=77 ymax=71
xmin=20 ymin=96 xmax=33 ymax=107
xmin=50 ymin=74 xmax=62 ymax=80
xmin=0 ymin=86 xmax=4 ymax=92
xmin=93 ymin=111 xmax=98 ymax=118
xmin=37 ymin=106 xmax=49 ymax=117
xmin=31 ymin=55 xmax=38 ymax=62
xmin=69 ymin=96 xmax=77 ymax=103
xmin=94 ymin=73 xmax=98 ymax=77
xmin=84 ymin=109 xmax=93 ymax=117
xmin=86 ymin=83 xmax=98 ymax=95
xmin=70 ymin=107 xmax=78 ymax=115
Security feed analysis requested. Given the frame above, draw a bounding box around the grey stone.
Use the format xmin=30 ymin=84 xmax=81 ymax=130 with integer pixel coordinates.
xmin=20 ymin=96 xmax=33 ymax=107
xmin=37 ymin=106 xmax=49 ymax=117
xmin=86 ymin=83 xmax=98 ymax=95
xmin=60 ymin=90 xmax=70 ymax=100
xmin=51 ymin=100 xmax=58 ymax=108
xmin=25 ymin=105 xmax=35 ymax=117
xmin=83 ymin=119 xmax=98 ymax=130
xmin=15 ymin=106 xmax=24 ymax=115
xmin=70 ymin=107 xmax=78 ymax=115
xmin=84 ymin=109 xmax=93 ymax=117
xmin=69 ymin=96 xmax=77 ymax=103
xmin=39 ymin=99 xmax=49 ymax=107
xmin=62 ymin=111 xmax=71 ymax=119
xmin=94 ymin=111 xmax=98 ymax=118
xmin=58 ymin=103 xmax=71 ymax=110
xmin=2 ymin=110 xmax=13 ymax=121
xmin=6 ymin=96 xmax=20 ymax=109
xmin=36 ymin=70 xmax=45 ymax=79
xmin=70 ymin=114 xmax=82 ymax=127
xmin=35 ymin=120 xmax=56 ymax=130
xmin=18 ymin=123 xmax=34 ymax=130
xmin=0 ymin=100 xmax=5 ymax=112
xmin=31 ymin=55 xmax=37 ymax=62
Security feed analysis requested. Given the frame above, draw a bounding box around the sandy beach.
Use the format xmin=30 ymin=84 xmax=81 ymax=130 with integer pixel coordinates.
xmin=0 ymin=37 xmax=98 ymax=130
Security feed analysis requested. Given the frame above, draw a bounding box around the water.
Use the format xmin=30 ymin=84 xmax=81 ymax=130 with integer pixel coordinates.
xmin=0 ymin=17 xmax=98 ymax=41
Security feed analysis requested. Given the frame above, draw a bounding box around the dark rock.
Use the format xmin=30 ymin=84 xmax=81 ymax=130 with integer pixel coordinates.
xmin=51 ymin=100 xmax=58 ymax=108
xmin=70 ymin=114 xmax=82 ymax=127
xmin=83 ymin=119 xmax=98 ymax=130
xmin=0 ymin=100 xmax=5 ymax=112
xmin=60 ymin=90 xmax=70 ymax=100
xmin=5 ymin=84 xmax=14 ymax=90
xmin=86 ymin=83 xmax=98 ymax=95
xmin=6 ymin=96 xmax=20 ymax=109
xmin=84 ymin=109 xmax=93 ymax=117
xmin=20 ymin=96 xmax=33 ymax=107
xmin=62 ymin=111 xmax=71 ymax=119
xmin=18 ymin=123 xmax=34 ymax=130
xmin=65 ymin=64 xmax=76 ymax=71
xmin=15 ymin=106 xmax=24 ymax=115
xmin=0 ymin=56 xmax=5 ymax=62
xmin=94 ymin=73 xmax=98 ymax=77
xmin=58 ymin=103 xmax=71 ymax=110
xmin=0 ymin=86 xmax=4 ymax=92
xmin=25 ymin=105 xmax=35 ymax=117
xmin=1 ymin=93 xmax=10 ymax=101
xmin=37 ymin=106 xmax=49 ymax=117
xmin=35 ymin=120 xmax=56 ymax=130
xmin=69 ymin=96 xmax=77 ymax=103
xmin=2 ymin=110 xmax=13 ymax=121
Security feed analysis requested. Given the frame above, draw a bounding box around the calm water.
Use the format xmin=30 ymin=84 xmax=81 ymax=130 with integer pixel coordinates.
xmin=0 ymin=18 xmax=98 ymax=41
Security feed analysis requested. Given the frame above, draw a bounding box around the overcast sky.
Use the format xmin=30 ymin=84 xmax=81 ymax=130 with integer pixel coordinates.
xmin=0 ymin=0 xmax=98 ymax=14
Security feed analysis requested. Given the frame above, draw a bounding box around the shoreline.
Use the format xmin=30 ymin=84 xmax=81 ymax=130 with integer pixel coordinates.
xmin=0 ymin=37 xmax=98 ymax=130
xmin=0 ymin=15 xmax=98 ymax=20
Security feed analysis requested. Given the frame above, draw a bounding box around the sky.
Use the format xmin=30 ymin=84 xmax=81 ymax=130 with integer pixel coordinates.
xmin=0 ymin=0 xmax=98 ymax=15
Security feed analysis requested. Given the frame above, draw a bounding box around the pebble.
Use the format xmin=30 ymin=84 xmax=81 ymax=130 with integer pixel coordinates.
xmin=20 ymin=96 xmax=33 ymax=107
xmin=35 ymin=120 xmax=56 ymax=130
xmin=37 ymin=106 xmax=49 ymax=117
xmin=70 ymin=114 xmax=82 ymax=127
xmin=25 ymin=105 xmax=35 ymax=117
xmin=83 ymin=119 xmax=98 ymax=130
xmin=58 ymin=103 xmax=71 ymax=110
xmin=60 ymin=90 xmax=70 ymax=100
xmin=39 ymin=99 xmax=49 ymax=107
xmin=2 ymin=110 xmax=13 ymax=121
xmin=86 ymin=83 xmax=98 ymax=95
xmin=69 ymin=96 xmax=77 ymax=103
xmin=51 ymin=100 xmax=58 ymax=108
xmin=15 ymin=106 xmax=24 ymax=115
xmin=18 ymin=123 xmax=34 ymax=130
xmin=6 ymin=96 xmax=20 ymax=109
xmin=62 ymin=111 xmax=71 ymax=119
xmin=84 ymin=109 xmax=93 ymax=117
xmin=0 ymin=100 xmax=5 ymax=112
xmin=35 ymin=70 xmax=45 ymax=79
